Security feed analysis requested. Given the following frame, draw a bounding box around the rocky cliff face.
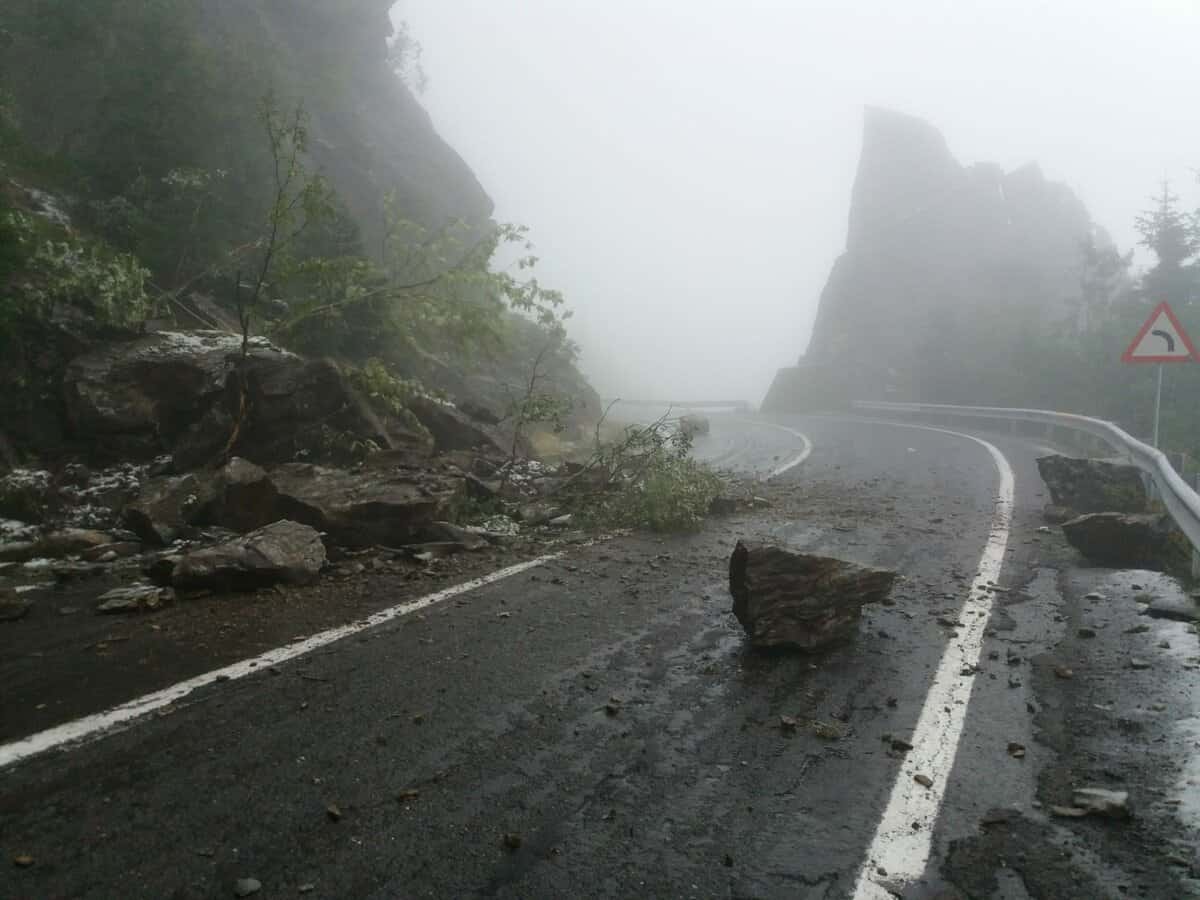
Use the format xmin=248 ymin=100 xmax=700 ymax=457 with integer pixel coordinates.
xmin=764 ymin=108 xmax=1100 ymax=410
xmin=196 ymin=0 xmax=493 ymax=246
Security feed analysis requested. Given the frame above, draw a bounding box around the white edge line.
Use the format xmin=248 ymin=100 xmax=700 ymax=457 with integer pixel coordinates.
xmin=845 ymin=418 xmax=1015 ymax=899
xmin=0 ymin=550 xmax=568 ymax=773
xmin=743 ymin=419 xmax=813 ymax=478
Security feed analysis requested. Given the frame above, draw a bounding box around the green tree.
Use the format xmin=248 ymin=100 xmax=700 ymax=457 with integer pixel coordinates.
xmin=1134 ymin=181 xmax=1199 ymax=307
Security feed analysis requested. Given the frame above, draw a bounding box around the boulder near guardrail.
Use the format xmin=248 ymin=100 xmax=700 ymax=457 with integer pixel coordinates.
xmin=852 ymin=400 xmax=1200 ymax=578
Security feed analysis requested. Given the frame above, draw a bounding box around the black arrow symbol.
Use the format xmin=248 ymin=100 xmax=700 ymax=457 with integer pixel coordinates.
xmin=1152 ymin=329 xmax=1176 ymax=352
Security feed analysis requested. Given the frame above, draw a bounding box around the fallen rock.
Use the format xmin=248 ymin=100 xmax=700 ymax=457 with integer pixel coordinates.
xmin=406 ymin=394 xmax=505 ymax=454
xmin=33 ymin=529 xmax=113 ymax=558
xmin=1071 ymin=787 xmax=1131 ymax=819
xmin=1036 ymin=455 xmax=1148 ymax=515
xmin=1061 ymin=512 xmax=1191 ymax=575
xmin=233 ymin=877 xmax=262 ymax=898
xmin=270 ymin=464 xmax=460 ymax=548
xmin=1043 ymin=504 xmax=1074 ymax=525
xmin=123 ymin=472 xmax=217 ymax=546
xmin=194 ymin=458 xmax=280 ymax=534
xmin=0 ymin=588 xmax=31 ymax=621
xmin=708 ymin=496 xmax=740 ymax=516
xmin=96 ymin=584 xmax=174 ymax=613
xmin=80 ymin=541 xmax=142 ymax=562
xmin=0 ymin=469 xmax=52 ymax=522
xmin=1146 ymin=594 xmax=1200 ymax=622
xmin=728 ymin=541 xmax=897 ymax=650
xmin=172 ymin=520 xmax=326 ymax=591
xmin=0 ymin=541 xmax=37 ymax=564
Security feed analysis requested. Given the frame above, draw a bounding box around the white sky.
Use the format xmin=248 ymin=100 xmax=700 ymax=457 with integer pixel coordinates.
xmin=394 ymin=0 xmax=1200 ymax=403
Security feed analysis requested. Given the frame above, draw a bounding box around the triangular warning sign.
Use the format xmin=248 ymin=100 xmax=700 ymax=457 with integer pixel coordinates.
xmin=1122 ymin=301 xmax=1199 ymax=363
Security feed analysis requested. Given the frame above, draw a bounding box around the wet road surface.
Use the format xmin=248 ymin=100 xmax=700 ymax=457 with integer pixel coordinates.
xmin=2 ymin=414 xmax=1198 ymax=899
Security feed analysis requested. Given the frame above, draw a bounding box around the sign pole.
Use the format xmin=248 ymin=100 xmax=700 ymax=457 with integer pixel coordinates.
xmin=1154 ymin=363 xmax=1163 ymax=448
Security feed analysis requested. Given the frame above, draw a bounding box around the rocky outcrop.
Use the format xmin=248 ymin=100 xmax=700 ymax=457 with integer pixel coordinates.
xmin=1036 ymin=455 xmax=1147 ymax=515
xmin=172 ymin=520 xmax=326 ymax=592
xmin=765 ymin=107 xmax=1104 ymax=409
xmin=728 ymin=541 xmax=897 ymax=650
xmin=1061 ymin=512 xmax=1191 ymax=575
xmin=63 ymin=332 xmax=429 ymax=467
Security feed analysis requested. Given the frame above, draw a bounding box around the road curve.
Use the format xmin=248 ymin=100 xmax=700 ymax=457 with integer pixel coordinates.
xmin=1 ymin=414 xmax=1196 ymax=899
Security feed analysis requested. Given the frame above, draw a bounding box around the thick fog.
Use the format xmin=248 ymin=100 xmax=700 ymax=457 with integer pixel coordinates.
xmin=395 ymin=0 xmax=1200 ymax=404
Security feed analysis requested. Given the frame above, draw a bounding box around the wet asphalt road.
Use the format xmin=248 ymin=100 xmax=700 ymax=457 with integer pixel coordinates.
xmin=2 ymin=414 xmax=1198 ymax=899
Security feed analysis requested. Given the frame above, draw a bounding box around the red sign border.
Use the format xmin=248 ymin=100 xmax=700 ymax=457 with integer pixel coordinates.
xmin=1121 ymin=301 xmax=1199 ymax=364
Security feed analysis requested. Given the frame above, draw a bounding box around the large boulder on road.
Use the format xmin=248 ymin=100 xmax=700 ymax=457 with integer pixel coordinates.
xmin=728 ymin=541 xmax=897 ymax=650
xmin=1036 ymin=455 xmax=1147 ymax=515
xmin=172 ymin=520 xmax=325 ymax=592
xmin=1061 ymin=512 xmax=1190 ymax=576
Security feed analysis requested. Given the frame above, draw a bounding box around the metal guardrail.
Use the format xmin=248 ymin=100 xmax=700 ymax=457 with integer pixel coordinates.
xmin=852 ymin=400 xmax=1200 ymax=566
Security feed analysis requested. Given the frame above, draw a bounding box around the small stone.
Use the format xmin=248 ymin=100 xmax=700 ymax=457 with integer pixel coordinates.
xmin=722 ymin=853 xmax=734 ymax=867
xmin=1053 ymin=665 xmax=1074 ymax=680
xmin=502 ymin=832 xmax=523 ymax=851
xmin=779 ymin=715 xmax=799 ymax=732
xmin=1125 ymin=624 xmax=1151 ymax=634
xmin=298 ymin=886 xmax=315 ymax=895
xmin=234 ymin=878 xmax=262 ymax=897
xmin=0 ymin=589 xmax=32 ymax=622
xmin=1084 ymin=591 xmax=1105 ymax=601
xmin=397 ymin=788 xmax=420 ymax=802
xmin=1077 ymin=628 xmax=1097 ymax=639
xmin=1072 ymin=787 xmax=1131 ymax=819
xmin=1129 ymin=658 xmax=1152 ymax=670
xmin=891 ymin=738 xmax=914 ymax=752
xmin=1050 ymin=805 xmax=1088 ymax=818
xmin=325 ymin=802 xmax=342 ymax=822
xmin=1007 ymin=742 xmax=1026 ymax=759
xmin=913 ymin=773 xmax=934 ymax=788
xmin=12 ymin=854 xmax=34 ymax=867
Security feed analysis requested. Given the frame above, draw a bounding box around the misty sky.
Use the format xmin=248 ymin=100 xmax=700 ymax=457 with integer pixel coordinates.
xmin=394 ymin=0 xmax=1200 ymax=403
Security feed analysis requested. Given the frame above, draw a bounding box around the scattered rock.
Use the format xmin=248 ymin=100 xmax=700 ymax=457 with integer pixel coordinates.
xmin=1007 ymin=742 xmax=1026 ymax=759
xmin=501 ymin=832 xmax=523 ymax=851
xmin=914 ymin=773 xmax=934 ymax=788
xmin=12 ymin=853 xmax=34 ymax=868
xmin=1077 ymin=627 xmax=1097 ymax=639
xmin=890 ymin=737 xmax=913 ymax=752
xmin=779 ymin=715 xmax=799 ymax=732
xmin=1053 ymin=665 xmax=1074 ymax=680
xmin=0 ymin=588 xmax=31 ymax=621
xmin=1061 ymin=512 xmax=1191 ymax=576
xmin=1036 ymin=455 xmax=1147 ymax=515
xmin=172 ymin=520 xmax=326 ymax=592
xmin=1129 ymin=658 xmax=1152 ymax=670
xmin=33 ymin=529 xmax=114 ymax=558
xmin=325 ymin=802 xmax=342 ymax=822
xmin=728 ymin=541 xmax=897 ymax=650
xmin=233 ymin=877 xmax=262 ymax=897
xmin=96 ymin=584 xmax=174 ymax=613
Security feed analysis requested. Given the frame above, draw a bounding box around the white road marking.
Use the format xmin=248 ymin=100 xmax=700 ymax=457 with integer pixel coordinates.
xmin=0 ymin=551 xmax=567 ymax=773
xmin=849 ymin=421 xmax=1015 ymax=899
xmin=765 ymin=423 xmax=814 ymax=479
